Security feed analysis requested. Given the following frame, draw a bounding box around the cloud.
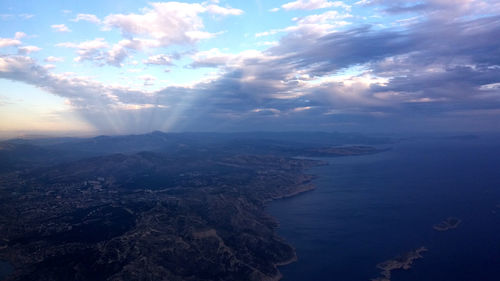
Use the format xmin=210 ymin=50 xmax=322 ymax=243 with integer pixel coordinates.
xmin=106 ymin=41 xmax=130 ymax=67
xmin=19 ymin=14 xmax=34 ymax=20
xmin=57 ymin=38 xmax=109 ymax=63
xmin=14 ymin=32 xmax=26 ymax=40
xmin=0 ymin=55 xmax=114 ymax=106
xmin=293 ymin=10 xmax=352 ymax=25
xmin=57 ymin=37 xmax=165 ymax=67
xmin=0 ymin=33 xmax=27 ymax=48
xmin=103 ymin=2 xmax=243 ymax=47
xmin=360 ymin=0 xmax=500 ymax=20
xmin=139 ymin=74 xmax=157 ymax=86
xmin=72 ymin=13 xmax=101 ymax=24
xmin=0 ymin=55 xmax=217 ymax=133
xmin=190 ymin=48 xmax=269 ymax=68
xmin=43 ymin=64 xmax=56 ymax=70
xmin=55 ymin=2 xmax=243 ymax=68
xmin=0 ymin=55 xmax=159 ymax=133
xmin=143 ymin=54 xmax=173 ymax=65
xmin=51 ymin=24 xmax=71 ymax=32
xmin=256 ymin=10 xmax=352 ymax=37
xmin=281 ymin=0 xmax=351 ymax=11
xmin=2 ymin=0 xmax=500 ymax=133
xmin=44 ymin=56 xmax=64 ymax=63
xmin=204 ymin=4 xmax=244 ymax=15
xmin=17 ymin=45 xmax=41 ymax=55
xmin=0 ymin=14 xmax=34 ymax=20
xmin=191 ymin=5 xmax=500 ymax=131
xmin=0 ymin=38 xmax=21 ymax=48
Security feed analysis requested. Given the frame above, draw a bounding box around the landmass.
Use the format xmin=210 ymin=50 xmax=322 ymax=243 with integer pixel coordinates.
xmin=371 ymin=247 xmax=428 ymax=281
xmin=433 ymin=217 xmax=461 ymax=231
xmin=0 ymin=132 xmax=387 ymax=281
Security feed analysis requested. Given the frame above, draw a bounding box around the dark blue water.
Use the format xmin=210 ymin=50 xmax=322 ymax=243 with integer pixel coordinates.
xmin=0 ymin=260 xmax=13 ymax=281
xmin=268 ymin=138 xmax=500 ymax=281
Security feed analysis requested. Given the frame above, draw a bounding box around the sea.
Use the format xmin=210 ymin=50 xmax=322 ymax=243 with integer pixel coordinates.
xmin=0 ymin=261 xmax=12 ymax=281
xmin=269 ymin=137 xmax=500 ymax=281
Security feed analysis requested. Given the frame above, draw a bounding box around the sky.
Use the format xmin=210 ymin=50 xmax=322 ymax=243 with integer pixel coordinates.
xmin=0 ymin=0 xmax=500 ymax=137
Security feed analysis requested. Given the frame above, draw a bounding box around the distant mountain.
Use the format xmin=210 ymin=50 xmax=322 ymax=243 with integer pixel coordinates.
xmin=0 ymin=131 xmax=391 ymax=174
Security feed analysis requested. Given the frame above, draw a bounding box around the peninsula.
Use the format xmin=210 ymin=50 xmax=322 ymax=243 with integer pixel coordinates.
xmin=371 ymin=247 xmax=428 ymax=281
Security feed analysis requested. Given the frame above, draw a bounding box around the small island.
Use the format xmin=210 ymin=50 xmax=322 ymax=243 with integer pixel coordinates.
xmin=371 ymin=247 xmax=428 ymax=281
xmin=433 ymin=217 xmax=461 ymax=231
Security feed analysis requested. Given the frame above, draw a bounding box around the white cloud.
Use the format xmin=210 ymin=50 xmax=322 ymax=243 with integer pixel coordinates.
xmin=256 ymin=10 xmax=352 ymax=37
xmin=256 ymin=41 xmax=279 ymax=47
xmin=17 ymin=45 xmax=41 ymax=54
xmin=51 ymin=24 xmax=71 ymax=32
xmin=0 ymin=33 xmax=26 ymax=48
xmin=355 ymin=0 xmax=371 ymax=5
xmin=255 ymin=30 xmax=279 ymax=37
xmin=72 ymin=13 xmax=101 ymax=24
xmin=0 ymin=14 xmax=34 ymax=20
xmin=282 ymin=0 xmax=351 ymax=11
xmin=14 ymin=32 xmax=26 ymax=39
xmin=57 ymin=38 xmax=109 ymax=63
xmin=205 ymin=4 xmax=244 ymax=15
xmin=56 ymin=38 xmax=161 ymax=67
xmin=190 ymin=48 xmax=270 ymax=68
xmin=143 ymin=54 xmax=173 ymax=65
xmin=19 ymin=14 xmax=34 ymax=20
xmin=105 ymin=40 xmax=145 ymax=67
xmin=45 ymin=56 xmax=65 ymax=63
xmin=293 ymin=10 xmax=352 ymax=24
xmin=251 ymin=108 xmax=281 ymax=115
xmin=291 ymin=106 xmax=313 ymax=112
xmin=52 ymin=2 xmax=244 ymax=67
xmin=103 ymin=2 xmax=242 ymax=47
xmin=57 ymin=38 xmax=109 ymax=51
xmin=0 ymin=38 xmax=21 ymax=48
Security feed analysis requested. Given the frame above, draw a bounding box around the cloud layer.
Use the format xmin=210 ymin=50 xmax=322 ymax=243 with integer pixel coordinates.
xmin=1 ymin=0 xmax=500 ymax=134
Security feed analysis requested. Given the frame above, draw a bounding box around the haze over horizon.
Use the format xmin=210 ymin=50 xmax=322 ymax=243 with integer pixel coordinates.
xmin=1 ymin=0 xmax=500 ymax=137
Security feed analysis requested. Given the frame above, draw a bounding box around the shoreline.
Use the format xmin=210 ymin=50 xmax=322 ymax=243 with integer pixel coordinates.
xmin=267 ymin=182 xmax=315 ymax=281
xmin=266 ymin=163 xmax=325 ymax=281
xmin=268 ymin=183 xmax=316 ymax=202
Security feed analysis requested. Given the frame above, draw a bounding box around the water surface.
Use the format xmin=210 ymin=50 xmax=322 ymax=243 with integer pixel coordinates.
xmin=0 ymin=260 xmax=13 ymax=281
xmin=269 ymin=138 xmax=500 ymax=281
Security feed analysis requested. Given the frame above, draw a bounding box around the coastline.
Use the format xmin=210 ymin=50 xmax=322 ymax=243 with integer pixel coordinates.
xmin=267 ymin=182 xmax=315 ymax=280
xmin=268 ymin=183 xmax=316 ymax=201
xmin=265 ymin=163 xmax=325 ymax=280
